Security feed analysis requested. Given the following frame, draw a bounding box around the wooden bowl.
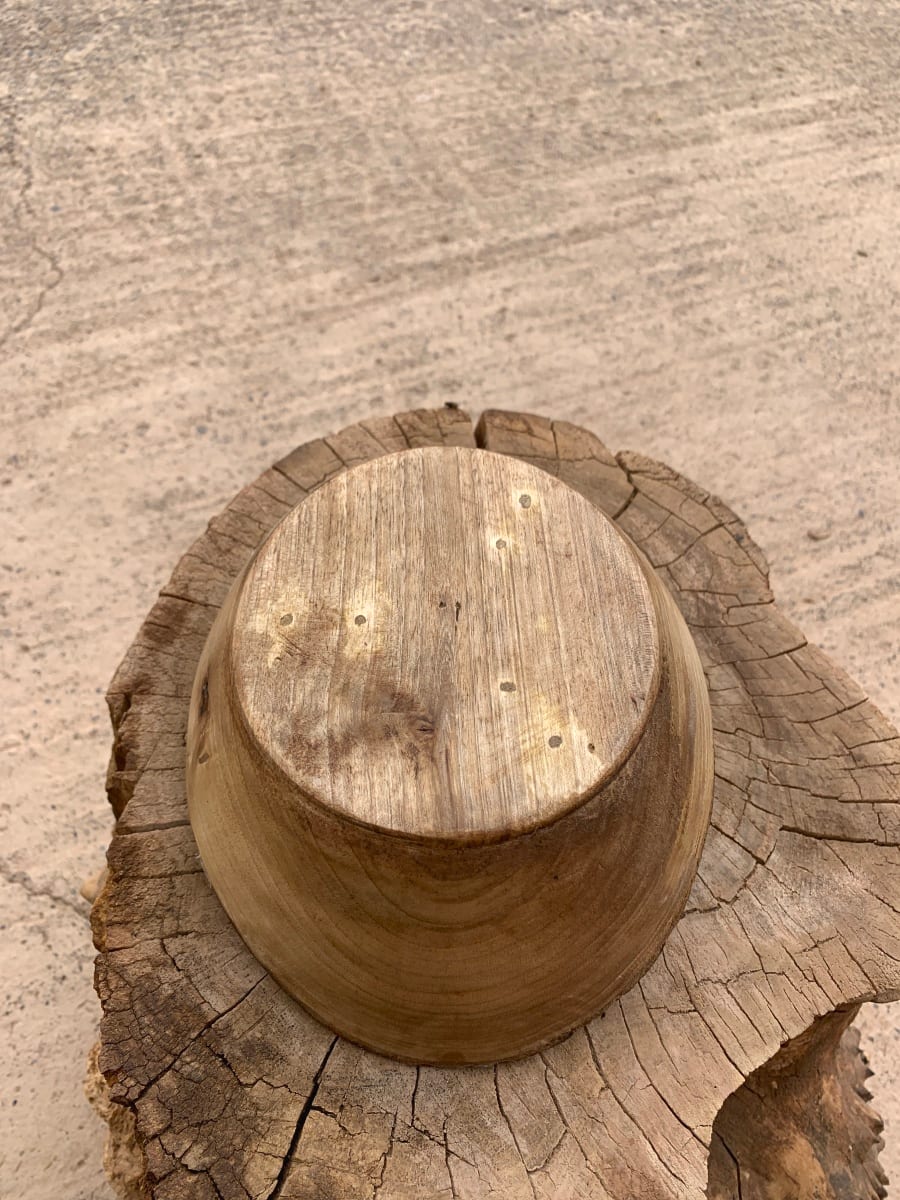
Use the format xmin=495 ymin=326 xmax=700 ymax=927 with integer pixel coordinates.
xmin=186 ymin=446 xmax=713 ymax=1064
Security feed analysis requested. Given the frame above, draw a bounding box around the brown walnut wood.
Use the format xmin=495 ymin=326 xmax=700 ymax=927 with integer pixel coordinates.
xmin=185 ymin=445 xmax=713 ymax=1063
xmin=93 ymin=406 xmax=900 ymax=1200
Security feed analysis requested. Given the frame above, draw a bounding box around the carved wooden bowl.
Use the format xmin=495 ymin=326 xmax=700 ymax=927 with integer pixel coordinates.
xmin=185 ymin=444 xmax=713 ymax=1064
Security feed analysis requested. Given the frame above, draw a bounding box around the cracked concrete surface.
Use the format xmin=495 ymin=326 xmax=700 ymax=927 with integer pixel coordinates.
xmin=1 ymin=0 xmax=898 ymax=1196
xmin=0 ymin=97 xmax=64 ymax=351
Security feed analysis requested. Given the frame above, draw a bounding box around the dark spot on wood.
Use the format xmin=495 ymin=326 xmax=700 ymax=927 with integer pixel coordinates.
xmin=455 ymin=600 xmax=461 ymax=622
xmin=496 ymin=538 xmax=507 ymax=549
xmin=439 ymin=600 xmax=447 ymax=608
xmin=199 ymin=677 xmax=209 ymax=718
xmin=355 ymin=614 xmax=367 ymax=625
xmin=324 ymin=678 xmax=439 ymax=767
xmin=280 ymin=612 xmax=294 ymax=625
xmin=113 ymin=736 xmax=128 ymax=773
xmin=549 ymin=734 xmax=562 ymax=748
xmin=444 ymin=400 xmax=460 ymax=409
xmin=500 ymin=681 xmax=516 ymax=692
xmin=587 ymin=742 xmax=595 ymax=753
xmin=519 ymin=493 xmax=532 ymax=508
xmin=198 ymin=751 xmax=210 ymax=764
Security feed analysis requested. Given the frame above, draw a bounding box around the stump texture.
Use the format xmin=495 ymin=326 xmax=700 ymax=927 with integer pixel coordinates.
xmin=93 ymin=407 xmax=900 ymax=1200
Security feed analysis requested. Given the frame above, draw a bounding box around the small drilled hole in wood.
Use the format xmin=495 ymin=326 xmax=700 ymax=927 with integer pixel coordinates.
xmin=519 ymin=493 xmax=532 ymax=508
xmin=500 ymin=681 xmax=516 ymax=692
xmin=496 ymin=538 xmax=507 ymax=549
xmin=280 ymin=613 xmax=293 ymax=626
xmin=549 ymin=735 xmax=562 ymax=748
xmin=355 ymin=614 xmax=367 ymax=626
xmin=587 ymin=742 xmax=596 ymax=753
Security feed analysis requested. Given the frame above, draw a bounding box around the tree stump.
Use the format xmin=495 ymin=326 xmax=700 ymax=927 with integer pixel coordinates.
xmin=92 ymin=407 xmax=900 ymax=1199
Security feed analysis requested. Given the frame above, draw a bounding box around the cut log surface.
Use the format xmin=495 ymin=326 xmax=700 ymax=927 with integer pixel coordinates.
xmin=93 ymin=407 xmax=900 ymax=1200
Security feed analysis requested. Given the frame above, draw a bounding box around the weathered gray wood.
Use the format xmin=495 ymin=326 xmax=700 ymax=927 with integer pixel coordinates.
xmin=93 ymin=407 xmax=900 ymax=1199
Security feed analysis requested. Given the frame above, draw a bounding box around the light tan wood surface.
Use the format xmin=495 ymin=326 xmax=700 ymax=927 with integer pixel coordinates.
xmin=185 ymin=444 xmax=712 ymax=1063
xmin=230 ymin=447 xmax=658 ymax=838
xmin=93 ymin=407 xmax=900 ymax=1199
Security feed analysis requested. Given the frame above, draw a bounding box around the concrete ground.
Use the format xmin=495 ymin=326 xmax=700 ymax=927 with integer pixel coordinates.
xmin=1 ymin=1 xmax=898 ymax=1196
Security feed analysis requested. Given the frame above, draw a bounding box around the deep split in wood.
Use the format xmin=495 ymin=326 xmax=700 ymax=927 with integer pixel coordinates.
xmin=91 ymin=407 xmax=900 ymax=1199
